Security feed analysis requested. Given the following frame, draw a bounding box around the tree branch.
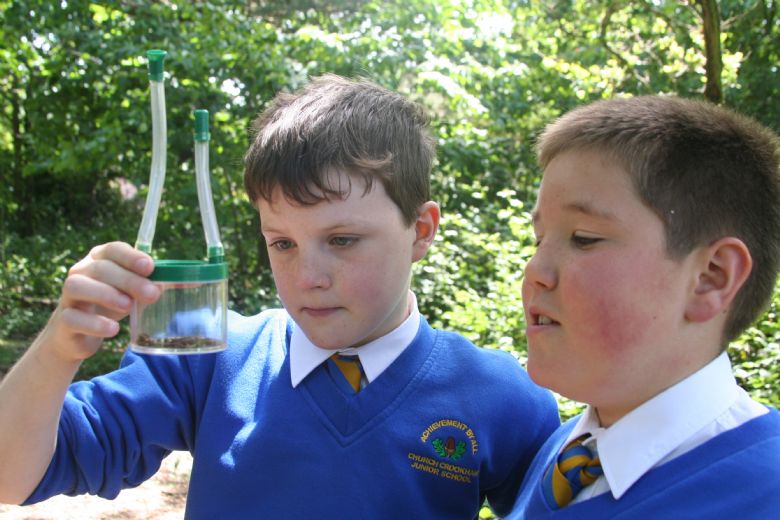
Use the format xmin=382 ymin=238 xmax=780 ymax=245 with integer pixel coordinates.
xmin=697 ymin=0 xmax=723 ymax=103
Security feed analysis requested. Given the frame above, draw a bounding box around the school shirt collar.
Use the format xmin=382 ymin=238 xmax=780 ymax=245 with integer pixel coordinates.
xmin=568 ymin=351 xmax=739 ymax=500
xmin=289 ymin=292 xmax=421 ymax=388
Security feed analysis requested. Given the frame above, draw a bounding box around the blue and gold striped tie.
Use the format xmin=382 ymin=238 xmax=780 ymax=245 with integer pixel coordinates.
xmin=331 ymin=354 xmax=365 ymax=393
xmin=542 ymin=434 xmax=603 ymax=509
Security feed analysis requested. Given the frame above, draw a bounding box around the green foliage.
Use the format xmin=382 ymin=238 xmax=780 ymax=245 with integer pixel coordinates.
xmin=1 ymin=235 xmax=69 ymax=339
xmin=1 ymin=0 xmax=779 ymax=416
xmin=0 ymin=339 xmax=25 ymax=375
xmin=417 ymin=189 xmax=533 ymax=358
xmin=731 ymin=279 xmax=780 ymax=407
xmin=721 ymin=0 xmax=780 ymax=132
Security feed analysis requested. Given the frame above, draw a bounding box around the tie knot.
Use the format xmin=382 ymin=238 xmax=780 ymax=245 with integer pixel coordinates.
xmin=543 ymin=434 xmax=603 ymax=509
xmin=330 ymin=354 xmax=364 ymax=393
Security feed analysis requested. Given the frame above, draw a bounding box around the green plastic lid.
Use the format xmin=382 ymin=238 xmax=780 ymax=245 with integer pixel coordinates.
xmin=149 ymin=259 xmax=228 ymax=282
xmin=147 ymin=50 xmax=167 ymax=81
xmin=194 ymin=109 xmax=210 ymax=142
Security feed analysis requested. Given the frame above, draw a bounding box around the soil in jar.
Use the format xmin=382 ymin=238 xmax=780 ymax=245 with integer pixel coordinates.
xmin=134 ymin=334 xmax=224 ymax=349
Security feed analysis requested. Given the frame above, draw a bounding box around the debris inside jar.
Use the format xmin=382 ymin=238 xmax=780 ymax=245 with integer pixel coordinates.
xmin=134 ymin=334 xmax=223 ymax=349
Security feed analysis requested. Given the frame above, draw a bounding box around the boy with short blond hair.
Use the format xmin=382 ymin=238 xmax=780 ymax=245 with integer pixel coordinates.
xmin=0 ymin=75 xmax=559 ymax=518
xmin=509 ymin=95 xmax=780 ymax=518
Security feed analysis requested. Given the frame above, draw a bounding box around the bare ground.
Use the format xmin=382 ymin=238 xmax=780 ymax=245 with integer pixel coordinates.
xmin=0 ymin=451 xmax=191 ymax=520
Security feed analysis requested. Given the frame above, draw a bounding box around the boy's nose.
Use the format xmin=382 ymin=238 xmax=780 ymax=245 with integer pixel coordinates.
xmin=523 ymin=247 xmax=557 ymax=291
xmin=296 ymin=253 xmax=332 ymax=290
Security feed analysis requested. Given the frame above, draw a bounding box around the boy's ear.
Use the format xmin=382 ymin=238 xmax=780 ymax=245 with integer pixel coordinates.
xmin=685 ymin=237 xmax=752 ymax=323
xmin=411 ymin=201 xmax=440 ymax=262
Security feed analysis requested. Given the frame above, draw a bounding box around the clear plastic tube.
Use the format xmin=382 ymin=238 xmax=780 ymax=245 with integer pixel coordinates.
xmin=195 ymin=137 xmax=223 ymax=258
xmin=136 ymin=53 xmax=167 ymax=253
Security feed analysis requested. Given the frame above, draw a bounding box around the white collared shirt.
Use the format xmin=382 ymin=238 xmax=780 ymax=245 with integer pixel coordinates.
xmin=289 ymin=292 xmax=421 ymax=388
xmin=568 ymin=351 xmax=768 ymax=503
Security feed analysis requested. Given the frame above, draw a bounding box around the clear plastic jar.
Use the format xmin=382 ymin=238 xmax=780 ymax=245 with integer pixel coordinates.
xmin=130 ymin=260 xmax=228 ymax=355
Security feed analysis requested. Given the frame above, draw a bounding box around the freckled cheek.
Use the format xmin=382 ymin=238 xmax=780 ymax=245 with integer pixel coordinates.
xmin=268 ymin=263 xmax=290 ymax=295
xmin=584 ymin=297 xmax=645 ymax=356
xmin=566 ymin=263 xmax=649 ymax=356
xmin=349 ymin=277 xmax=382 ymax=303
xmin=339 ymin=264 xmax=388 ymax=303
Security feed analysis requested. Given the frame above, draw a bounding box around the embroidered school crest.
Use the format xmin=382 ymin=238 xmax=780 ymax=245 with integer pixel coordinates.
xmin=432 ymin=436 xmax=466 ymax=460
xmin=407 ymin=419 xmax=480 ymax=484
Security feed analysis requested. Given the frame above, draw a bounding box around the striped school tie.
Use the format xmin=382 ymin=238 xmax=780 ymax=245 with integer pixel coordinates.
xmin=542 ymin=434 xmax=603 ymax=509
xmin=331 ymin=354 xmax=365 ymax=393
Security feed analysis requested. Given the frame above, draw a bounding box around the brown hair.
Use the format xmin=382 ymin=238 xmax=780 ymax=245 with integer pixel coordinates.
xmin=244 ymin=74 xmax=435 ymax=226
xmin=536 ymin=95 xmax=780 ymax=344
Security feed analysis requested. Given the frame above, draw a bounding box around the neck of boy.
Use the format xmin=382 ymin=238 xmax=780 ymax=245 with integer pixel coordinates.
xmin=594 ymin=347 xmax=723 ymax=428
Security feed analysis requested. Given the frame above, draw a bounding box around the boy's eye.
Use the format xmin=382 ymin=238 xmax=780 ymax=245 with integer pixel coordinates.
xmin=269 ymin=239 xmax=294 ymax=251
xmin=571 ymin=234 xmax=601 ymax=248
xmin=330 ymin=236 xmax=358 ymax=247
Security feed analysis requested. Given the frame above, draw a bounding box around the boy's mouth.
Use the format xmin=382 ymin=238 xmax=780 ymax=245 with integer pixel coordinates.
xmin=302 ymin=306 xmax=341 ymax=318
xmin=533 ymin=313 xmax=559 ymax=326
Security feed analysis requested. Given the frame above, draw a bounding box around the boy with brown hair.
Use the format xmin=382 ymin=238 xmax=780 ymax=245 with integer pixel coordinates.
xmin=0 ymin=75 xmax=559 ymax=518
xmin=509 ymin=95 xmax=780 ymax=518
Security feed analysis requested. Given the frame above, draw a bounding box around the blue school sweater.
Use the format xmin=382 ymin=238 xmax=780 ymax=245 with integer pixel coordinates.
xmin=26 ymin=310 xmax=559 ymax=519
xmin=508 ymin=407 xmax=780 ymax=519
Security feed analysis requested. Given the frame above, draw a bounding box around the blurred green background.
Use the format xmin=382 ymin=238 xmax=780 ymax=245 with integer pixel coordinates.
xmin=1 ymin=0 xmax=778 ymax=428
xmin=2 ymin=2 xmax=779 ymax=517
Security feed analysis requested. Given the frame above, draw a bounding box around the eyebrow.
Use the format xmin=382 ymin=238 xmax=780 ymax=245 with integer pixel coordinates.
xmin=261 ymin=220 xmax=367 ymax=235
xmin=531 ymin=201 xmax=618 ymax=224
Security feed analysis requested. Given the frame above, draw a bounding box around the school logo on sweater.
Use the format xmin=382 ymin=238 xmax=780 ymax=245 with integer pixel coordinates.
xmin=432 ymin=436 xmax=466 ymax=460
xmin=407 ymin=419 xmax=480 ymax=484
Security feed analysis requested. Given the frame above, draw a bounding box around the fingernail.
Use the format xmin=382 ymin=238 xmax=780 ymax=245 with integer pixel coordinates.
xmin=143 ymin=283 xmax=160 ymax=300
xmin=135 ymin=257 xmax=153 ymax=273
xmin=116 ymin=294 xmax=131 ymax=309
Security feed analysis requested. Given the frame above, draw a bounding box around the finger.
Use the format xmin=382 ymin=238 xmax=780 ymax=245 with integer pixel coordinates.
xmin=67 ymin=260 xmax=160 ymax=306
xmin=62 ymin=273 xmax=135 ymax=313
xmin=76 ymin=242 xmax=156 ymax=278
xmin=72 ymin=301 xmax=133 ymax=323
xmin=59 ymin=307 xmax=121 ymax=339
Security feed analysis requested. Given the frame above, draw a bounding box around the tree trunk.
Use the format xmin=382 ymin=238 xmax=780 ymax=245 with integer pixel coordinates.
xmin=698 ymin=0 xmax=723 ymax=103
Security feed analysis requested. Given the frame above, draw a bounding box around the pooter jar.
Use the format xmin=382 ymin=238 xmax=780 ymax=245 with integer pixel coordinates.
xmin=131 ymin=259 xmax=227 ymax=354
xmin=129 ymin=50 xmax=228 ymax=355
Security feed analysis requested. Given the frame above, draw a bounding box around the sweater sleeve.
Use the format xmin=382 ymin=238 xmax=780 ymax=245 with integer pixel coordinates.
xmin=480 ymin=352 xmax=561 ymax=517
xmin=23 ymin=348 xmax=213 ymax=503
